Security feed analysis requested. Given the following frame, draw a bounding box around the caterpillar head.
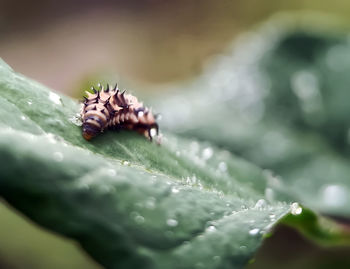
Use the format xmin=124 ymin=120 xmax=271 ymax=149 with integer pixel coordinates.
xmin=81 ymin=97 xmax=108 ymax=140
xmin=82 ymin=121 xmax=100 ymax=140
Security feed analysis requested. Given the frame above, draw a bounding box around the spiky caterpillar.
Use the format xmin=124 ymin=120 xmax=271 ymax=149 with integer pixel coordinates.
xmin=81 ymin=83 xmax=159 ymax=141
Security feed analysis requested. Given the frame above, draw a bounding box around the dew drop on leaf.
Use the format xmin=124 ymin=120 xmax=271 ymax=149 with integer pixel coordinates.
xmin=254 ymin=199 xmax=267 ymax=209
xmin=206 ymin=225 xmax=217 ymax=232
xmin=290 ymin=202 xmax=302 ymax=215
xmin=249 ymin=228 xmax=260 ymax=236
xmin=49 ymin=92 xmax=62 ymax=105
xmin=172 ymin=187 xmax=179 ymax=194
xmin=166 ymin=219 xmax=178 ymax=227
xmin=53 ymin=151 xmax=64 ymax=162
xmin=134 ymin=215 xmax=145 ymax=224
xmin=69 ymin=114 xmax=82 ymax=126
xmin=107 ymin=169 xmax=116 ymax=177
xmin=202 ymin=147 xmax=213 ymax=160
xmin=218 ymin=161 xmax=227 ymax=172
xmin=213 ymin=256 xmax=221 ymax=262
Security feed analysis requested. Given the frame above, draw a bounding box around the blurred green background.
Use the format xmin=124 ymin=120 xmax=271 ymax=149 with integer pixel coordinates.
xmin=2 ymin=1 xmax=350 ymax=268
xmin=2 ymin=1 xmax=350 ymax=93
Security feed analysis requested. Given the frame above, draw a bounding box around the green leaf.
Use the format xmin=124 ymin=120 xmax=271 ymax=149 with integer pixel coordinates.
xmin=282 ymin=207 xmax=350 ymax=247
xmin=0 ymin=59 xmax=290 ymax=268
xmin=152 ymin=24 xmax=350 ymax=220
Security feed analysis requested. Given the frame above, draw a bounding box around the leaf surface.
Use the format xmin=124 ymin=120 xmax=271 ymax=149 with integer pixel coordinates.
xmin=0 ymin=59 xmax=290 ymax=269
xmin=152 ymin=25 xmax=350 ymax=219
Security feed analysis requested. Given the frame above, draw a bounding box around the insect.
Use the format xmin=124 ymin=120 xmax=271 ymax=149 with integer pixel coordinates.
xmin=81 ymin=83 xmax=159 ymax=141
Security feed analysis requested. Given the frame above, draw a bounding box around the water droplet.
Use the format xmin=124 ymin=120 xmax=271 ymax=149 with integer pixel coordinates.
xmin=269 ymin=213 xmax=276 ymax=221
xmin=53 ymin=152 xmax=63 ymax=162
xmin=202 ymin=147 xmax=213 ymax=160
xmin=291 ymin=70 xmax=319 ymax=101
xmin=121 ymin=160 xmax=130 ymax=166
xmin=320 ymin=184 xmax=348 ymax=207
xmin=241 ymin=205 xmax=247 ymax=210
xmin=166 ymin=219 xmax=178 ymax=227
xmin=69 ymin=114 xmax=82 ymax=126
xmin=290 ymin=202 xmax=302 ymax=215
xmin=206 ymin=225 xmax=216 ymax=232
xmin=137 ymin=111 xmax=144 ymax=117
xmin=134 ymin=215 xmax=145 ymax=224
xmin=107 ymin=169 xmax=116 ymax=176
xmin=21 ymin=116 xmax=26 ymax=121
xmin=249 ymin=228 xmax=260 ymax=235
xmin=172 ymin=187 xmax=179 ymax=194
xmin=27 ymin=99 xmax=33 ymax=105
xmin=254 ymin=199 xmax=267 ymax=209
xmin=46 ymin=133 xmax=58 ymax=144
xmin=145 ymin=197 xmax=156 ymax=209
xmin=213 ymin=256 xmax=221 ymax=262
xmin=218 ymin=161 xmax=227 ymax=172
xmin=49 ymin=92 xmax=62 ymax=105
xmin=239 ymin=245 xmax=247 ymax=251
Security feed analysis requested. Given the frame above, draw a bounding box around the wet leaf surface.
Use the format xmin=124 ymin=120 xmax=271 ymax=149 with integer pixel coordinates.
xmin=0 ymin=59 xmax=290 ymax=268
xmin=153 ymin=23 xmax=350 ymax=219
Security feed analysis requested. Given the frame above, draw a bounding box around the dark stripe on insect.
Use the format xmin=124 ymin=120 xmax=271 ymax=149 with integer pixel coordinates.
xmin=85 ymin=116 xmax=105 ymax=127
